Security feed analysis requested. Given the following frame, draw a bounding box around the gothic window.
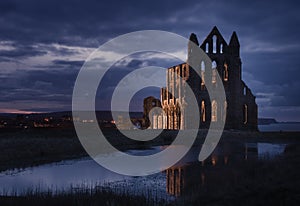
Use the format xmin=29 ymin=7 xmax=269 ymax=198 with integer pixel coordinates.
xmin=201 ymin=61 xmax=206 ymax=72
xmin=176 ymin=66 xmax=180 ymax=76
xmin=224 ymin=63 xmax=228 ymax=81
xmin=243 ymin=104 xmax=248 ymax=124
xmin=212 ymin=100 xmax=217 ymax=122
xmin=212 ymin=70 xmax=217 ymax=84
xmin=185 ymin=65 xmax=189 ymax=79
xmin=201 ymin=100 xmax=206 ymax=122
xmin=213 ymin=35 xmax=217 ymax=54
xmin=212 ymin=61 xmax=217 ymax=84
xmin=220 ymin=43 xmax=223 ymax=54
xmin=182 ymin=65 xmax=185 ymax=78
xmin=243 ymin=87 xmax=247 ymax=95
xmin=201 ymin=61 xmax=205 ymax=89
xmin=205 ymin=42 xmax=209 ymax=53
xmin=223 ymin=101 xmax=227 ymax=122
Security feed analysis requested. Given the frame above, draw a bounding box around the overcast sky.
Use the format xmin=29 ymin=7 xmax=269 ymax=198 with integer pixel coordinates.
xmin=0 ymin=0 xmax=299 ymax=121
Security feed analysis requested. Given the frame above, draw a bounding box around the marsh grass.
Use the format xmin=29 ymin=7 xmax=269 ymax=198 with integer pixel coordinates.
xmin=0 ymin=183 xmax=170 ymax=206
xmin=0 ymin=128 xmax=86 ymax=172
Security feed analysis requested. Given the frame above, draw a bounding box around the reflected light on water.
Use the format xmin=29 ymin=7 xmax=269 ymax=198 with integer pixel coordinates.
xmin=0 ymin=142 xmax=288 ymax=196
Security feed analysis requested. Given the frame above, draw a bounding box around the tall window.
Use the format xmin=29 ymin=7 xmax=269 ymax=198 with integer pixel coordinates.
xmin=185 ymin=66 xmax=189 ymax=78
xmin=223 ymin=101 xmax=227 ymax=122
xmin=243 ymin=104 xmax=248 ymax=124
xmin=176 ymin=66 xmax=180 ymax=77
xmin=212 ymin=35 xmax=217 ymax=54
xmin=201 ymin=100 xmax=206 ymax=122
xmin=212 ymin=61 xmax=217 ymax=84
xmin=182 ymin=65 xmax=189 ymax=80
xmin=201 ymin=61 xmax=205 ymax=89
xmin=224 ymin=63 xmax=228 ymax=81
xmin=205 ymin=42 xmax=209 ymax=53
xmin=212 ymin=100 xmax=217 ymax=122
xmin=220 ymin=43 xmax=223 ymax=54
xmin=212 ymin=61 xmax=217 ymax=69
xmin=182 ymin=65 xmax=185 ymax=78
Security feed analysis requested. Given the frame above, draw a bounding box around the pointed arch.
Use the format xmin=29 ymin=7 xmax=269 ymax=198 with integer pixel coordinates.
xmin=205 ymin=42 xmax=209 ymax=53
xmin=243 ymin=104 xmax=248 ymax=124
xmin=201 ymin=100 xmax=206 ymax=122
xmin=212 ymin=35 xmax=217 ymax=54
xmin=224 ymin=62 xmax=228 ymax=81
xmin=212 ymin=61 xmax=217 ymax=84
xmin=201 ymin=61 xmax=205 ymax=89
xmin=212 ymin=100 xmax=217 ymax=122
xmin=201 ymin=61 xmax=206 ymax=72
xmin=223 ymin=101 xmax=227 ymax=122
xmin=212 ymin=61 xmax=217 ymax=69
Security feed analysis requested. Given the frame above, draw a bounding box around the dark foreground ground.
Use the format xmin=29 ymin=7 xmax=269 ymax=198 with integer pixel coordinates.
xmin=0 ymin=128 xmax=299 ymax=205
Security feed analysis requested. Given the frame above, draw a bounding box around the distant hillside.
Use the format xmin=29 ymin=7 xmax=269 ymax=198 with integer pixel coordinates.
xmin=0 ymin=111 xmax=143 ymax=121
xmin=258 ymin=118 xmax=278 ymax=125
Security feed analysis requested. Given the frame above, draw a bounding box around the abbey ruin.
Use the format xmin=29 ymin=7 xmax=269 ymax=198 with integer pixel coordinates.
xmin=144 ymin=27 xmax=258 ymax=130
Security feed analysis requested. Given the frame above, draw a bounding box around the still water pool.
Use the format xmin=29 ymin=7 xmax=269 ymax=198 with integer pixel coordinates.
xmin=0 ymin=143 xmax=287 ymax=196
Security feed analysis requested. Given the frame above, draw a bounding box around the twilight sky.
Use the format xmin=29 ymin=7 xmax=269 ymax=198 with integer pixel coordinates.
xmin=0 ymin=0 xmax=300 ymax=121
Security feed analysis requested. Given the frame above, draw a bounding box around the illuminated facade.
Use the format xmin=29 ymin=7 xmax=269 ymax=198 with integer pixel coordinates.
xmin=146 ymin=26 xmax=258 ymax=130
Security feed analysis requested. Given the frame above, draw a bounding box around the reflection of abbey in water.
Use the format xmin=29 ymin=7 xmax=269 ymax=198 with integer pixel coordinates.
xmin=144 ymin=27 xmax=258 ymax=130
xmin=166 ymin=142 xmax=287 ymax=197
xmin=165 ymin=142 xmax=282 ymax=196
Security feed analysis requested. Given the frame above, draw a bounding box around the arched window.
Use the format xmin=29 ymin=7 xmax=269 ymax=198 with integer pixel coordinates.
xmin=201 ymin=61 xmax=205 ymax=89
xmin=224 ymin=63 xmax=228 ymax=81
xmin=212 ymin=61 xmax=217 ymax=69
xmin=183 ymin=65 xmax=189 ymax=80
xmin=186 ymin=66 xmax=189 ymax=78
xmin=201 ymin=61 xmax=206 ymax=72
xmin=243 ymin=104 xmax=248 ymax=124
xmin=201 ymin=100 xmax=206 ymax=122
xmin=212 ymin=61 xmax=217 ymax=84
xmin=212 ymin=100 xmax=217 ymax=122
xmin=176 ymin=66 xmax=180 ymax=76
xmin=223 ymin=101 xmax=227 ymax=122
xmin=212 ymin=35 xmax=217 ymax=54
xmin=182 ymin=64 xmax=186 ymax=78
xmin=205 ymin=42 xmax=209 ymax=53
xmin=220 ymin=43 xmax=223 ymax=54
xmin=243 ymin=87 xmax=247 ymax=95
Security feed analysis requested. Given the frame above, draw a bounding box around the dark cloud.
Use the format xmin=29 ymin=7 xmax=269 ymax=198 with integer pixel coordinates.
xmin=0 ymin=1 xmax=16 ymax=14
xmin=0 ymin=67 xmax=78 ymax=104
xmin=0 ymin=0 xmax=193 ymax=47
xmin=0 ymin=44 xmax=47 ymax=58
xmin=0 ymin=43 xmax=82 ymax=64
xmin=0 ymin=0 xmax=299 ymax=48
xmin=52 ymin=60 xmax=84 ymax=67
